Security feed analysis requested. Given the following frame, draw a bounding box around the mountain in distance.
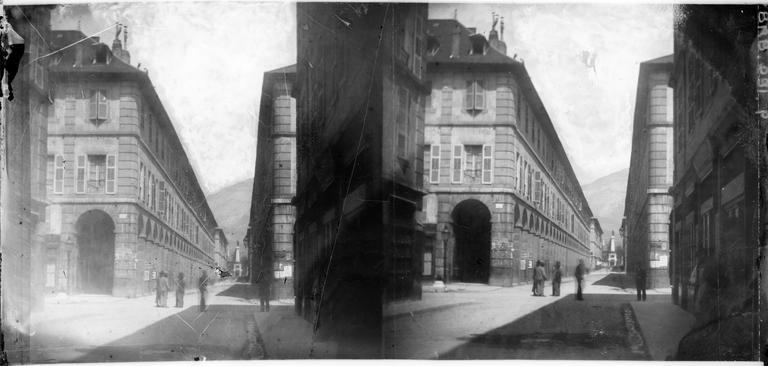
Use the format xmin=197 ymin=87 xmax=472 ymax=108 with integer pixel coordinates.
xmin=581 ymin=168 xmax=629 ymax=244
xmin=206 ymin=178 xmax=254 ymax=257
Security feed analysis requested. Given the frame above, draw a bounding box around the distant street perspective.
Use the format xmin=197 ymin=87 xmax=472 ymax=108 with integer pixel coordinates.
xmin=0 ymin=2 xmax=763 ymax=364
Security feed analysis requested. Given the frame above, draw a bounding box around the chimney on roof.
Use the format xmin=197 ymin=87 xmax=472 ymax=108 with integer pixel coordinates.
xmin=111 ymin=24 xmax=131 ymax=64
xmin=488 ymin=13 xmax=507 ymax=55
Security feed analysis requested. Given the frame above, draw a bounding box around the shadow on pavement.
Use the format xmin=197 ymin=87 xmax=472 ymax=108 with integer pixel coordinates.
xmin=438 ymin=292 xmax=667 ymax=360
xmin=591 ymin=273 xmax=634 ymax=289
xmin=73 ymin=303 xmax=257 ymax=363
xmin=215 ymin=283 xmax=259 ymax=300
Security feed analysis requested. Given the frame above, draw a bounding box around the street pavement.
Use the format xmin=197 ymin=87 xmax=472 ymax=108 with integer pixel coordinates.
xmin=29 ymin=279 xmax=264 ymax=363
xmin=384 ymin=271 xmax=696 ymax=360
xmin=28 ymin=272 xmax=696 ymax=361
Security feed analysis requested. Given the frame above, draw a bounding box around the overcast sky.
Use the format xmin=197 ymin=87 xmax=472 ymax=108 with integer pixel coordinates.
xmin=50 ymin=2 xmax=671 ymax=193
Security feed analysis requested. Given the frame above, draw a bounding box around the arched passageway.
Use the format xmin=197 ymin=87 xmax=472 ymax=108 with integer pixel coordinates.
xmin=451 ymin=199 xmax=492 ymax=283
xmin=76 ymin=210 xmax=115 ymax=294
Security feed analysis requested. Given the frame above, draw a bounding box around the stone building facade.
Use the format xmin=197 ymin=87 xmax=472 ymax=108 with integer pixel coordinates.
xmin=247 ymin=64 xmax=296 ymax=300
xmin=294 ymin=3 xmax=428 ymax=357
xmin=421 ymin=19 xmax=593 ymax=287
xmin=624 ymin=55 xmax=674 ymax=289
xmin=44 ymin=29 xmax=224 ymax=298
xmin=588 ymin=218 xmax=604 ymax=270
xmin=1 ymin=6 xmax=53 ymax=363
xmin=669 ymin=5 xmax=761 ymax=360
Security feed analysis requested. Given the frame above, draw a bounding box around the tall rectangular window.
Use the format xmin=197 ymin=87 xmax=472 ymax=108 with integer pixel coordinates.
xmin=87 ymin=155 xmax=106 ymax=193
xmin=515 ymin=154 xmax=521 ymax=191
xmin=465 ymin=80 xmax=485 ymax=111
xmin=159 ymin=181 xmax=166 ymax=217
xmin=139 ymin=163 xmax=145 ymax=200
xmin=534 ymin=171 xmax=543 ymax=206
xmin=482 ymin=145 xmax=493 ymax=184
xmin=106 ymin=154 xmax=116 ymax=194
xmin=463 ymin=145 xmax=483 ymax=183
xmin=429 ymin=145 xmax=440 ymax=183
xmin=452 ymin=145 xmax=463 ymax=183
xmin=89 ymin=89 xmax=108 ymax=121
xmin=75 ymin=155 xmax=86 ymax=193
xmin=54 ymin=155 xmax=64 ymax=193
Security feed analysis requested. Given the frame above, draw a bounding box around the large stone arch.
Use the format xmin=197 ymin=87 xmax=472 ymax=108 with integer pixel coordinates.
xmin=75 ymin=209 xmax=116 ymax=294
xmin=451 ymin=199 xmax=492 ymax=284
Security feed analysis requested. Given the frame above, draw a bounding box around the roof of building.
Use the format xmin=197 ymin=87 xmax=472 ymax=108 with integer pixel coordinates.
xmin=643 ymin=54 xmax=674 ymax=65
xmin=265 ymin=64 xmax=296 ymax=75
xmin=425 ymin=19 xmax=515 ymax=65
xmin=49 ymin=30 xmax=142 ymax=76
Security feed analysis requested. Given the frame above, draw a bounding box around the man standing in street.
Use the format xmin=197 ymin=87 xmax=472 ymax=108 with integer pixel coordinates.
xmin=575 ymin=259 xmax=585 ymax=301
xmin=198 ymin=270 xmax=209 ymax=312
xmin=552 ymin=261 xmax=563 ymax=296
xmin=635 ymin=264 xmax=647 ymax=301
xmin=259 ymin=271 xmax=271 ymax=312
xmin=533 ymin=260 xmax=547 ymax=296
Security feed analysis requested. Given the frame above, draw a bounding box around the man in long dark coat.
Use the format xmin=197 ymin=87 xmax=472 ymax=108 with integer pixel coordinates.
xmin=575 ymin=259 xmax=586 ymax=300
xmin=552 ymin=261 xmax=563 ymax=296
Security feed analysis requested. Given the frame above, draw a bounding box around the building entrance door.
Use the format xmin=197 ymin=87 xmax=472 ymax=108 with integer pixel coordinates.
xmin=451 ymin=199 xmax=491 ymax=284
xmin=75 ymin=210 xmax=115 ymax=294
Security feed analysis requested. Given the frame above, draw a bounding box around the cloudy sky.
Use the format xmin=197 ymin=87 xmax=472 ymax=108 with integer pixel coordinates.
xmin=50 ymin=2 xmax=671 ymax=193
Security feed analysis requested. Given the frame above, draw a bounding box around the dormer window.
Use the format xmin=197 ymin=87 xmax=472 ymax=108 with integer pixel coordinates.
xmin=469 ymin=35 xmax=486 ymax=55
xmin=426 ymin=35 xmax=440 ymax=56
xmin=93 ymin=45 xmax=108 ymax=64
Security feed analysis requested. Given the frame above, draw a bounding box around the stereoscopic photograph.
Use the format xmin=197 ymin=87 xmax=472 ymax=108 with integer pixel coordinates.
xmin=0 ymin=1 xmax=764 ymax=364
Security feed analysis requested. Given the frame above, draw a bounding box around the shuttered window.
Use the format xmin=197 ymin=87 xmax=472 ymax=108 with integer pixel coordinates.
xmin=482 ymin=145 xmax=493 ymax=184
xmin=452 ymin=145 xmax=463 ymax=183
xmin=465 ymin=80 xmax=485 ymax=111
xmin=89 ymin=89 xmax=108 ymax=121
xmin=106 ymin=154 xmax=116 ymax=194
xmin=54 ymin=155 xmax=64 ymax=193
xmin=429 ymin=145 xmax=440 ymax=183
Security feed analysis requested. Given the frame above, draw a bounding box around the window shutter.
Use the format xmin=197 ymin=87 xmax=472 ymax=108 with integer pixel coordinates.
xmin=452 ymin=145 xmax=463 ymax=183
xmin=106 ymin=154 xmax=116 ymax=193
xmin=89 ymin=92 xmax=98 ymax=120
xmin=430 ymin=144 xmax=440 ymax=183
xmin=534 ymin=171 xmax=542 ymax=204
xmin=475 ymin=80 xmax=485 ymax=110
xmin=76 ymin=155 xmax=86 ymax=193
xmin=482 ymin=145 xmax=493 ymax=184
xmin=465 ymin=81 xmax=474 ymax=110
xmin=54 ymin=155 xmax=64 ymax=193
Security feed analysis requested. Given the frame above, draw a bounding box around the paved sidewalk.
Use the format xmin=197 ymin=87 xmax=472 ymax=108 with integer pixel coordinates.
xmin=30 ymin=280 xmax=254 ymax=363
xmin=385 ymin=273 xmax=585 ymax=318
